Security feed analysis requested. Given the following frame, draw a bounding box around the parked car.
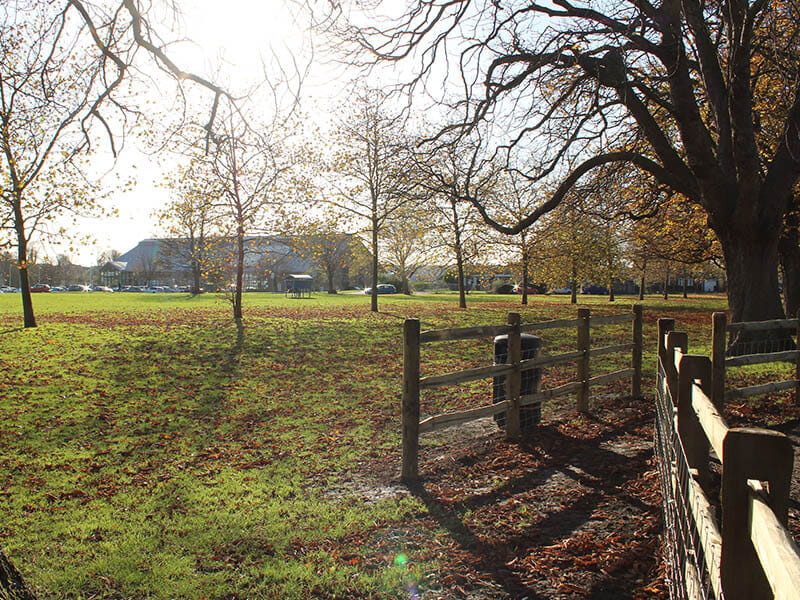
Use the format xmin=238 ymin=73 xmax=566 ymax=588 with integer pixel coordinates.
xmin=512 ymin=284 xmax=546 ymax=294
xmin=581 ymin=285 xmax=608 ymax=295
xmin=0 ymin=287 xmax=18 ymax=293
xmin=363 ymin=284 xmax=397 ymax=294
xmin=67 ymin=284 xmax=90 ymax=292
xmin=92 ymin=285 xmax=114 ymax=292
xmin=30 ymin=283 xmax=51 ymax=293
xmin=550 ymin=287 xmax=572 ymax=295
xmin=51 ymin=286 xmax=66 ymax=292
xmin=493 ymin=283 xmax=515 ymax=294
xmin=121 ymin=286 xmax=144 ymax=292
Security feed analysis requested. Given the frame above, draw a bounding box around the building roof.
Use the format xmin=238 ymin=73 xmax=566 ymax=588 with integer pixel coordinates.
xmin=113 ymin=237 xmax=318 ymax=274
xmin=99 ymin=261 xmax=128 ymax=272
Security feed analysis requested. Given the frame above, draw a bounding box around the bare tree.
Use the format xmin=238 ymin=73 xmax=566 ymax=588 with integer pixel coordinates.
xmin=335 ymin=0 xmax=800 ymax=335
xmin=323 ymin=91 xmax=415 ymax=312
xmin=410 ymin=137 xmax=497 ymax=307
xmin=201 ymin=107 xmax=295 ymax=320
xmin=483 ymin=177 xmax=545 ymax=306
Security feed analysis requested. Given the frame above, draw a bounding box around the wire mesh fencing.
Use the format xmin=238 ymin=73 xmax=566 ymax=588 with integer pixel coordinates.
xmin=655 ymin=360 xmax=724 ymax=600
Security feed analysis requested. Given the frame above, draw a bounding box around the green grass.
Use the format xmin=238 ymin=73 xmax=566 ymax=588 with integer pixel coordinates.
xmin=0 ymin=290 xmax=741 ymax=599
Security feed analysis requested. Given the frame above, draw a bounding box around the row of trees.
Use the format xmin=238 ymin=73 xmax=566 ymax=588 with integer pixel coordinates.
xmin=3 ymin=0 xmax=800 ymax=338
xmin=151 ymin=88 xmax=727 ymax=319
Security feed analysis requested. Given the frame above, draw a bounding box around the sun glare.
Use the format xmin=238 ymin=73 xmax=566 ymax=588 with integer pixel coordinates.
xmin=182 ymin=0 xmax=307 ymax=76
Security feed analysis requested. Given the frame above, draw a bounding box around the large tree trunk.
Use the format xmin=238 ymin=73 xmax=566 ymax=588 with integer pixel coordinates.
xmin=721 ymin=230 xmax=785 ymax=323
xmin=719 ymin=227 xmax=791 ymax=353
xmin=570 ymin=262 xmax=578 ymax=305
xmin=1 ymin=548 xmax=36 ymax=600
xmin=15 ymin=218 xmax=35 ymax=328
xmin=191 ymin=262 xmax=202 ymax=295
xmin=638 ymin=273 xmax=645 ymax=301
xmin=401 ymin=272 xmax=412 ymax=295
xmin=455 ymin=246 xmax=466 ymax=309
xmin=779 ymin=210 xmax=800 ymax=317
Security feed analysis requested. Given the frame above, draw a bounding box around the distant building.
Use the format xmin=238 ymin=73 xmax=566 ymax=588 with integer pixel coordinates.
xmin=99 ymin=236 xmax=367 ymax=291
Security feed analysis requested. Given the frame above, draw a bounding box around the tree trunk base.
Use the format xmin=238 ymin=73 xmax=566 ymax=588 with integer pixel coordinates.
xmin=1 ymin=549 xmax=36 ymax=600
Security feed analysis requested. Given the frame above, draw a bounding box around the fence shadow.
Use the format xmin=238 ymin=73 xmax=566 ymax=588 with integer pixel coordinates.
xmin=407 ymin=407 xmax=657 ymax=598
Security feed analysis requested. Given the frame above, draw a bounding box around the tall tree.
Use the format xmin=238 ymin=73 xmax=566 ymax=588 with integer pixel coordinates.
xmin=202 ymin=108 xmax=294 ymax=320
xmin=339 ymin=0 xmax=800 ymax=332
xmin=411 ymin=141 xmax=493 ymax=308
xmin=0 ymin=0 xmax=229 ymax=328
xmin=484 ymin=177 xmax=545 ymax=306
xmin=323 ymin=92 xmax=414 ymax=311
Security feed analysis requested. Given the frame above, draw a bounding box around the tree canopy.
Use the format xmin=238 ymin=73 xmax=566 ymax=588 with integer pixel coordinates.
xmin=336 ymin=0 xmax=800 ymax=325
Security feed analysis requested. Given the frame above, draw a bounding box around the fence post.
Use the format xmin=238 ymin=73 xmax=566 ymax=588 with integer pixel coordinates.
xmin=665 ymin=331 xmax=688 ymax=402
xmin=505 ymin=312 xmax=522 ymax=440
xmin=657 ymin=318 xmax=675 ymax=401
xmin=402 ymin=319 xmax=421 ymax=482
xmin=658 ymin=318 xmax=675 ymax=366
xmin=677 ymin=354 xmax=712 ymax=491
xmin=577 ymin=308 xmax=591 ymax=412
xmin=712 ymin=311 xmax=727 ymax=410
xmin=632 ymin=304 xmax=643 ymax=398
xmin=721 ymin=428 xmax=794 ymax=599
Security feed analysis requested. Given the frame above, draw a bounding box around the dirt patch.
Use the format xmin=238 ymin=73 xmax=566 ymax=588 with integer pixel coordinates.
xmin=337 ymin=395 xmax=666 ymax=599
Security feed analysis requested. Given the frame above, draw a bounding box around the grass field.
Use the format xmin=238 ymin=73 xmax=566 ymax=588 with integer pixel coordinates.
xmin=1 ymin=290 xmax=791 ymax=599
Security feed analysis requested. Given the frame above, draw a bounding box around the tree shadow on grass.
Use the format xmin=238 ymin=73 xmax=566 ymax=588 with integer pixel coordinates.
xmin=222 ymin=319 xmax=246 ymax=375
xmin=407 ymin=409 xmax=658 ymax=598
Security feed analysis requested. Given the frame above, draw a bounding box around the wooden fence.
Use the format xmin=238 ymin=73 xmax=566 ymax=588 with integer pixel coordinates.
xmin=711 ymin=311 xmax=800 ymax=408
xmin=656 ymin=318 xmax=800 ymax=600
xmin=402 ymin=305 xmax=644 ymax=481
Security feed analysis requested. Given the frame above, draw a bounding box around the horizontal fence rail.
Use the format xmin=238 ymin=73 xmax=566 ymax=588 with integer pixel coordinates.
xmin=656 ymin=318 xmax=800 ymax=600
xmin=711 ymin=311 xmax=800 ymax=409
xmin=402 ymin=306 xmax=644 ymax=481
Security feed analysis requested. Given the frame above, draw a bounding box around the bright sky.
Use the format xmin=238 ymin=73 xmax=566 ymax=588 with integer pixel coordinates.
xmin=57 ymin=0 xmax=335 ymax=265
